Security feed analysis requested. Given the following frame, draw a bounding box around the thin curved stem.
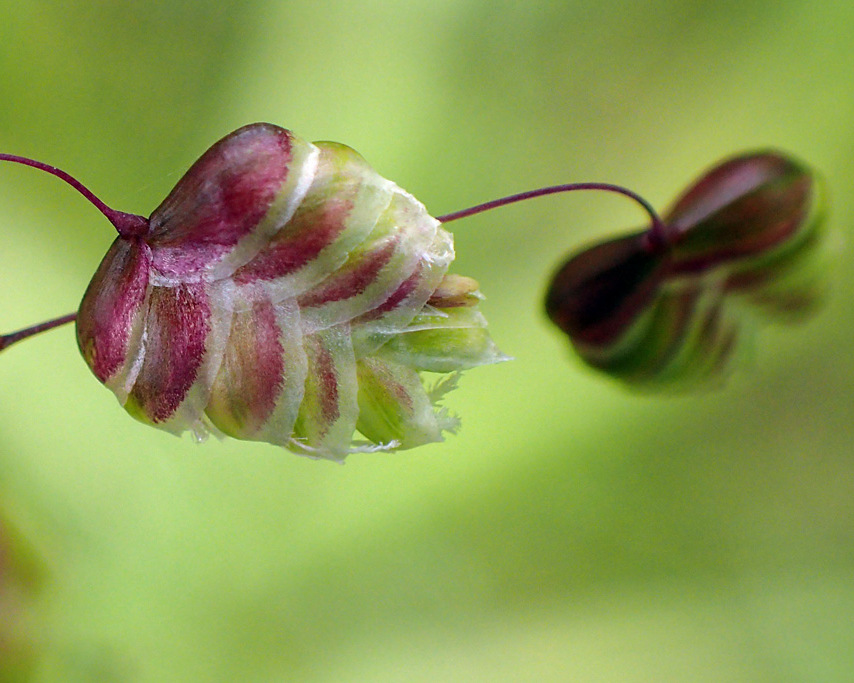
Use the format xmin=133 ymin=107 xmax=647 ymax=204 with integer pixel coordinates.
xmin=0 ymin=153 xmax=148 ymax=237
xmin=437 ymin=182 xmax=669 ymax=250
xmin=0 ymin=313 xmax=77 ymax=353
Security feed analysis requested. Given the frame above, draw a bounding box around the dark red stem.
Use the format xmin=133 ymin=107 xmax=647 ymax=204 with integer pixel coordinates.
xmin=0 ymin=153 xmax=148 ymax=238
xmin=437 ymin=182 xmax=668 ymax=251
xmin=0 ymin=313 xmax=77 ymax=352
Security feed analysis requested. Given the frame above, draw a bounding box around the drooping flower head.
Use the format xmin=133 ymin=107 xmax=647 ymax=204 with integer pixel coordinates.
xmin=72 ymin=123 xmax=507 ymax=460
xmin=545 ymin=151 xmax=829 ymax=387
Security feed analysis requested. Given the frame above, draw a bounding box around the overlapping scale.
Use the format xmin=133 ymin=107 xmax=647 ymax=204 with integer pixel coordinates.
xmin=546 ymin=151 xmax=828 ymax=389
xmin=76 ymin=123 xmax=506 ymax=459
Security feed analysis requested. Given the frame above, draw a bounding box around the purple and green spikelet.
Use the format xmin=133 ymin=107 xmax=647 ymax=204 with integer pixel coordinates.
xmin=545 ymin=151 xmax=828 ymax=388
xmin=74 ymin=123 xmax=508 ymax=460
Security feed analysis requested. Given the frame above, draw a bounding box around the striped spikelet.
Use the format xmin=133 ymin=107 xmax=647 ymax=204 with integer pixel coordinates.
xmin=76 ymin=123 xmax=507 ymax=460
xmin=545 ymin=151 xmax=829 ymax=388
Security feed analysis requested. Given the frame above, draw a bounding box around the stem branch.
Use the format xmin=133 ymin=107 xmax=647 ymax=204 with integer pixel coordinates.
xmin=0 ymin=313 xmax=77 ymax=353
xmin=0 ymin=153 xmax=148 ymax=237
xmin=437 ymin=182 xmax=668 ymax=250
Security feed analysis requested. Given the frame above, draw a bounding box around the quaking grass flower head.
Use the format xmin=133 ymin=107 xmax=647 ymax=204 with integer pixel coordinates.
xmin=1 ymin=124 xmax=508 ymax=460
xmin=545 ymin=151 xmax=828 ymax=388
xmin=0 ymin=126 xmax=831 ymax=458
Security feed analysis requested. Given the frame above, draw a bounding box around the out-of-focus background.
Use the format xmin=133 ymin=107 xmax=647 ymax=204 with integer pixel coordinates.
xmin=1 ymin=2 xmax=852 ymax=680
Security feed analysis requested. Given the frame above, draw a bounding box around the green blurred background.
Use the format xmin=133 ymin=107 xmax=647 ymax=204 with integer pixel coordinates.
xmin=1 ymin=1 xmax=853 ymax=680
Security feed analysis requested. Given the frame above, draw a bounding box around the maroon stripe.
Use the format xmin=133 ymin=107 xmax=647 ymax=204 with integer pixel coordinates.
xmin=76 ymin=238 xmax=151 ymax=382
xmin=148 ymin=124 xmax=293 ymax=277
xmin=665 ymin=153 xmax=811 ymax=273
xmin=234 ymin=197 xmax=353 ymax=285
xmin=314 ymin=339 xmax=340 ymax=430
xmin=546 ymin=233 xmax=666 ymax=347
xmin=356 ymin=266 xmax=423 ymax=322
xmin=670 ymin=183 xmax=809 ymax=274
xmin=385 ymin=368 xmax=414 ymax=413
xmin=222 ymin=297 xmax=285 ymax=430
xmin=249 ymin=299 xmax=286 ymax=425
xmin=129 ymin=283 xmax=210 ymax=422
xmin=298 ymin=238 xmax=398 ymax=309
xmin=665 ymin=153 xmax=795 ymax=234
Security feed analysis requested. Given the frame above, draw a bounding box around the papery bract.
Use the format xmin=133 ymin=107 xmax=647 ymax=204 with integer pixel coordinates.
xmin=76 ymin=123 xmax=508 ymax=460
